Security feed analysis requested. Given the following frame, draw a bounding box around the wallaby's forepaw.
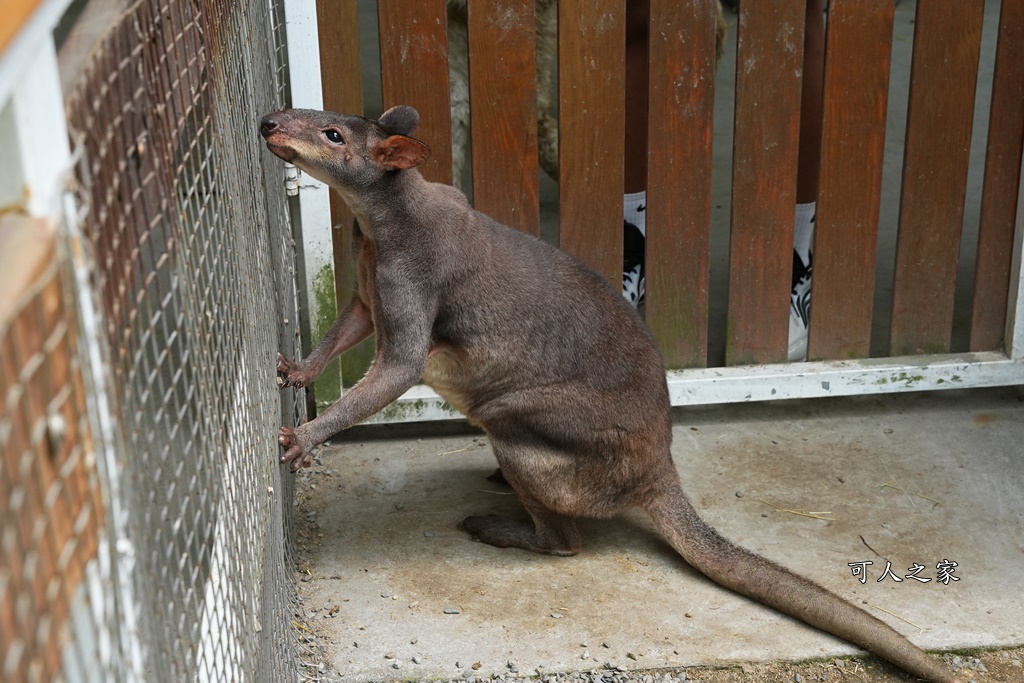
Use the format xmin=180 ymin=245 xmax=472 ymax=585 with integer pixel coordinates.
xmin=277 ymin=352 xmax=315 ymax=388
xmin=278 ymin=426 xmax=314 ymax=470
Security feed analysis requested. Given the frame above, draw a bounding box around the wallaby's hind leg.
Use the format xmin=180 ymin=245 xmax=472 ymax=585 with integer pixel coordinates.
xmin=461 ymin=501 xmax=581 ymax=556
xmin=461 ymin=435 xmax=584 ymax=555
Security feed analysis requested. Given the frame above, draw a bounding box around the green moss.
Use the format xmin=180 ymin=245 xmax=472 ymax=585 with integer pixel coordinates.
xmin=889 ymin=372 xmax=926 ymax=387
xmin=311 ymin=264 xmax=342 ymax=412
xmin=376 ymin=399 xmax=428 ymax=421
xmin=373 ymin=399 xmax=460 ymax=422
xmin=340 ymin=337 xmax=375 ymax=389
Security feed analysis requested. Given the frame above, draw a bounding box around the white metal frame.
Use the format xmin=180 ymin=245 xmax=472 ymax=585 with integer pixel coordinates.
xmin=1006 ymin=156 xmax=1024 ymax=361
xmin=282 ymin=0 xmax=333 ymax=287
xmin=0 ymin=0 xmax=74 ymax=218
xmin=367 ymin=352 xmax=1024 ymax=424
xmin=2 ymin=2 xmax=146 ymax=679
xmin=281 ymin=0 xmax=339 ymax=388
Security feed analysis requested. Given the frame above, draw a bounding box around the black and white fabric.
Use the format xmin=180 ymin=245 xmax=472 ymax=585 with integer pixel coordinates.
xmin=623 ymin=220 xmax=646 ymax=307
xmin=788 ymin=206 xmax=815 ymax=361
xmin=622 ymin=193 xmax=646 ymax=307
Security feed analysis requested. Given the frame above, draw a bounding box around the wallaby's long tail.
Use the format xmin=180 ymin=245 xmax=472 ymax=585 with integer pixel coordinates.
xmin=645 ymin=483 xmax=959 ymax=683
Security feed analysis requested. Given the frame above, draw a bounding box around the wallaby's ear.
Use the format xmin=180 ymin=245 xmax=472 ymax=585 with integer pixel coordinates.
xmin=378 ymin=105 xmax=420 ymax=136
xmin=374 ymin=135 xmax=431 ymax=170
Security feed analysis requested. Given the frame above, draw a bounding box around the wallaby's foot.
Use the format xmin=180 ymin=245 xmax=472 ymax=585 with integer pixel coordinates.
xmin=277 ymin=352 xmax=316 ymax=388
xmin=278 ymin=425 xmax=314 ymax=470
xmin=459 ymin=514 xmax=581 ymax=556
xmin=485 ymin=468 xmax=508 ymax=485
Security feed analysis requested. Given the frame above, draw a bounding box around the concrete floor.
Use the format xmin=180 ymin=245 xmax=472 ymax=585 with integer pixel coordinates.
xmin=294 ymin=387 xmax=1024 ymax=681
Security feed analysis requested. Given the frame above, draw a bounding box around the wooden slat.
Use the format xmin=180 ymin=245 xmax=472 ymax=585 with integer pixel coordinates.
xmin=317 ymin=0 xmax=375 ymax=388
xmin=806 ymin=0 xmax=894 ymax=360
xmin=726 ymin=0 xmax=805 ymax=366
xmin=645 ymin=0 xmax=716 ymax=368
xmin=890 ymin=1 xmax=983 ymax=356
xmin=317 ymin=1 xmax=362 ymax=117
xmin=557 ymin=0 xmax=625 ymax=284
xmin=377 ymin=0 xmax=453 ymax=185
xmin=467 ymin=0 xmax=540 ymax=235
xmin=970 ymin=0 xmax=1024 ymax=352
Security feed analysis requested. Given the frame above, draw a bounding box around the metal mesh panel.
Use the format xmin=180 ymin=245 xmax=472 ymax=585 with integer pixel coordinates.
xmin=63 ymin=0 xmax=303 ymax=680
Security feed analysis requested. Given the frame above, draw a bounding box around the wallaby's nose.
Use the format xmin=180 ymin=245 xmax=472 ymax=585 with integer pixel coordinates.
xmin=260 ymin=116 xmax=279 ymax=138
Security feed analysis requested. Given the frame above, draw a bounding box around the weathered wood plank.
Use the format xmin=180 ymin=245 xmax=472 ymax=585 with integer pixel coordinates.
xmin=806 ymin=0 xmax=894 ymax=360
xmin=317 ymin=1 xmax=363 ymax=117
xmin=378 ymin=0 xmax=453 ymax=184
xmin=890 ymin=1 xmax=983 ymax=356
xmin=970 ymin=0 xmax=1024 ymax=352
xmin=557 ymin=0 xmax=625 ymax=284
xmin=467 ymin=0 xmax=540 ymax=235
xmin=726 ymin=0 xmax=805 ymax=366
xmin=317 ymin=0 xmax=374 ymax=388
xmin=645 ymin=0 xmax=717 ymax=368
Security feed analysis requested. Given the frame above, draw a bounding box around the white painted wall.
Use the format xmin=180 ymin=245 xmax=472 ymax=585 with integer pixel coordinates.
xmin=0 ymin=0 xmax=73 ymax=217
xmin=282 ymin=0 xmax=337 ymax=377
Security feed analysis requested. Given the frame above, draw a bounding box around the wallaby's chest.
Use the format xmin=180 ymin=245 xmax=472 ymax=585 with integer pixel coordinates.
xmin=353 ymin=227 xmax=379 ymax=310
xmin=422 ymin=344 xmax=478 ymax=418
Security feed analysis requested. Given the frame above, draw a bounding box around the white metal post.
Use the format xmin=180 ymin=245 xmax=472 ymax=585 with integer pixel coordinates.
xmin=0 ymin=0 xmax=71 ymax=105
xmin=0 ymin=0 xmax=73 ymax=217
xmin=1003 ymin=148 xmax=1024 ymax=361
xmin=281 ymin=0 xmax=339 ymax=396
xmin=11 ymin=45 xmax=70 ymax=216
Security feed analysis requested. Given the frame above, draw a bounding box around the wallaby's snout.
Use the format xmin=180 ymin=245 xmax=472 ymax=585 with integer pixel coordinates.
xmin=260 ymin=110 xmax=298 ymax=163
xmin=259 ymin=114 xmax=280 ymax=138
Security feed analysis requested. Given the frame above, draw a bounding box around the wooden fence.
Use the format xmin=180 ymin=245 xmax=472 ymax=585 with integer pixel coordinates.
xmin=305 ymin=0 xmax=1024 ymax=419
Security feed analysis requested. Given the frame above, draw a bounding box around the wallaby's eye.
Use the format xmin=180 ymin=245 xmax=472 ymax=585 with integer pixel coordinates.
xmin=324 ymin=130 xmax=343 ymax=144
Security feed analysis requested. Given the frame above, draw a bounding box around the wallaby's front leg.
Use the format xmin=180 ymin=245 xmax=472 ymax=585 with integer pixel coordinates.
xmin=278 ymin=348 xmax=426 ymax=467
xmin=278 ymin=296 xmax=374 ymax=388
xmin=279 ymin=290 xmax=433 ymax=468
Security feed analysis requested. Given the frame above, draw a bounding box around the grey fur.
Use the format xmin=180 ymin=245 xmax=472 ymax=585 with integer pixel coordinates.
xmin=379 ymin=105 xmax=420 ymax=137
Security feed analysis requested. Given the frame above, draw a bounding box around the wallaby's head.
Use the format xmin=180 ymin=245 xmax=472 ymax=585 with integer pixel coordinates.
xmin=259 ymin=106 xmax=430 ymax=188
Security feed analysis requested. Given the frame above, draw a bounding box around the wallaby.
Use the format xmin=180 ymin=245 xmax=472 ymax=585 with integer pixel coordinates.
xmin=259 ymin=106 xmax=959 ymax=683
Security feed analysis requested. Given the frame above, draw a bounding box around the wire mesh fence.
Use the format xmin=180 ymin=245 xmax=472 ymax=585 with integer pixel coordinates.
xmin=0 ymin=0 xmax=310 ymax=680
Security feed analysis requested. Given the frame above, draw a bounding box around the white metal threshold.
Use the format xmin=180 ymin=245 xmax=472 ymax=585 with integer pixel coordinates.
xmin=364 ymin=351 xmax=1024 ymax=424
